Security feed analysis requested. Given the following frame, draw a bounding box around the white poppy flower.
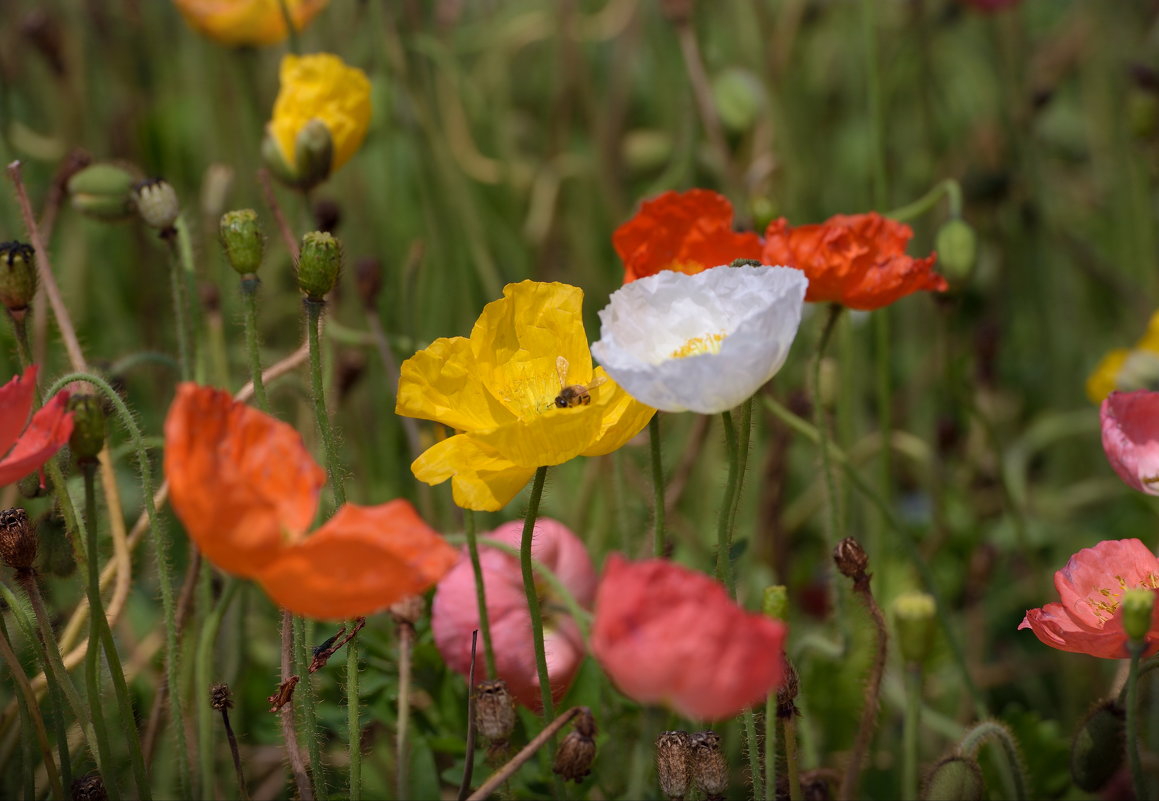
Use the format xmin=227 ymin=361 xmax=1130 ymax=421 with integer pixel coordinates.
xmin=591 ymin=265 xmax=808 ymax=414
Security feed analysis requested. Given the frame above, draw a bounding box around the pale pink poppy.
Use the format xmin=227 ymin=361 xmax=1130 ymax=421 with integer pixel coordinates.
xmin=1019 ymin=539 xmax=1159 ymax=659
xmin=431 ymin=518 xmax=596 ymax=710
xmin=0 ymin=365 xmax=73 ymax=487
xmin=1101 ymin=390 xmax=1159 ymax=495
xmin=591 ymin=555 xmax=787 ymax=721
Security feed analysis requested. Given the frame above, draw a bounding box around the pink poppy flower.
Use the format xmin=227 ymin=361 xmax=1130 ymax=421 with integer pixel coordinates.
xmin=1019 ymin=539 xmax=1159 ymax=659
xmin=591 ymin=555 xmax=787 ymax=721
xmin=0 ymin=365 xmax=73 ymax=487
xmin=1101 ymin=390 xmax=1159 ymax=495
xmin=431 ymin=518 xmax=596 ymax=710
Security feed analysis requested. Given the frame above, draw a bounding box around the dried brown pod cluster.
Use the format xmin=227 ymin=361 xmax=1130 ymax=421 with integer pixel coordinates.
xmin=553 ymin=707 xmax=597 ymax=783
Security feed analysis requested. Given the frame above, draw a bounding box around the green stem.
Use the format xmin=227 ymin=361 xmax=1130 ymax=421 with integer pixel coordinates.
xmin=813 ymin=304 xmax=847 ymax=650
xmin=521 ymin=466 xmax=553 ymax=722
xmin=276 ymin=0 xmax=302 ymax=54
xmin=196 ymin=579 xmax=240 ymax=800
xmin=240 ymin=275 xmax=268 ymax=410
xmin=463 ymin=509 xmax=498 ymax=679
xmin=294 ymin=616 xmax=326 ymax=798
xmin=716 ymin=410 xmax=739 ymax=592
xmin=164 ymin=230 xmax=194 ymax=382
xmin=8 ymin=312 xmax=33 ymax=369
xmin=862 ymin=0 xmax=886 ymax=210
xmin=397 ymin=620 xmax=414 ymax=801
xmin=731 ymin=397 xmax=753 ymax=537
xmin=649 ymin=413 xmax=666 ymax=557
xmin=279 ymin=610 xmax=314 ymax=801
xmin=346 ymin=631 xmax=359 ymax=801
xmin=305 ymin=298 xmax=346 ymax=507
xmin=782 ymin=716 xmax=802 ymax=801
xmin=957 ymin=721 xmax=1027 ymax=801
xmin=1128 ymin=642 xmax=1147 ymax=801
xmin=0 ymin=614 xmax=64 ymax=800
xmin=886 ymin=179 xmax=963 ymax=223
xmin=765 ymin=696 xmax=777 ymax=801
xmin=743 ymin=707 xmax=762 ymax=801
xmin=903 ymin=665 xmax=922 ymax=800
xmin=82 ymin=485 xmax=117 ymax=798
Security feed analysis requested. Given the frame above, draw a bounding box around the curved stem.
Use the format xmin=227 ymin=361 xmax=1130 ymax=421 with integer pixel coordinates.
xmin=957 ymin=721 xmax=1027 ymax=801
xmin=521 ymin=466 xmax=553 ymax=721
xmin=463 ymin=509 xmax=498 ymax=679
xmin=716 ymin=410 xmax=739 ymax=592
xmin=886 ymin=179 xmax=963 ymax=223
xmin=1127 ymin=642 xmax=1147 ymax=801
xmin=649 ymin=413 xmax=666 ymax=557
xmin=240 ymin=276 xmax=268 ymax=410
xmin=196 ymin=579 xmax=240 ymax=800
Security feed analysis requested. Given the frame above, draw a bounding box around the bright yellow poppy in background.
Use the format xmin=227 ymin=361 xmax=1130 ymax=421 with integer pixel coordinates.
xmin=173 ymin=0 xmax=329 ymax=47
xmin=1087 ymin=311 xmax=1159 ymax=403
xmin=397 ymin=281 xmax=656 ymax=511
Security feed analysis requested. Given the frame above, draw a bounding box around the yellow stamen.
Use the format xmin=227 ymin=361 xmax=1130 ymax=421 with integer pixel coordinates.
xmin=670 ymin=332 xmax=727 ymax=359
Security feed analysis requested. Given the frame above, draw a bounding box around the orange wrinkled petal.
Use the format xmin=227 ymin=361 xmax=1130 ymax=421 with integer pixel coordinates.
xmin=257 ymin=501 xmax=459 ymax=620
xmin=0 ymin=386 xmax=74 ymax=488
xmin=163 ymin=383 xmax=325 ymax=577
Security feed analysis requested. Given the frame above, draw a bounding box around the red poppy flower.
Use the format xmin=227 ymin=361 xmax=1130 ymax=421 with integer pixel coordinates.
xmin=1100 ymin=390 xmax=1159 ymax=495
xmin=613 ymin=189 xmax=763 ymax=283
xmin=163 ymin=383 xmax=458 ymax=619
xmin=1019 ymin=539 xmax=1159 ymax=659
xmin=591 ymin=555 xmax=786 ymax=720
xmin=0 ymin=365 xmax=73 ymax=487
xmin=761 ymin=212 xmax=945 ymax=310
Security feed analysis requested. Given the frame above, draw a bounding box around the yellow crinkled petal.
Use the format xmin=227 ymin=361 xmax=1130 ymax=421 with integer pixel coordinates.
xmin=580 ymin=367 xmax=656 ymax=457
xmin=1086 ymin=349 xmax=1128 ymax=405
xmin=269 ymin=53 xmax=371 ymax=172
xmin=396 ymin=336 xmax=514 ymax=432
xmin=471 ymin=403 xmax=607 ymax=468
xmin=411 ymin=434 xmax=536 ymax=511
xmin=175 ymin=0 xmax=329 ymax=47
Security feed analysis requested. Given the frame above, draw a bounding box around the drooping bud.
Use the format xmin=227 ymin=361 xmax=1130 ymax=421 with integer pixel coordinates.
xmin=922 ymin=756 xmax=984 ymax=801
xmin=296 ymin=231 xmax=343 ymax=301
xmin=132 ymin=178 xmax=180 ymax=233
xmin=219 ymin=210 xmax=265 ymax=276
xmin=892 ymin=591 xmax=937 ymax=666
xmin=474 ymin=680 xmax=516 ymax=745
xmin=0 ymin=508 xmax=37 ymax=574
xmin=0 ymin=241 xmax=37 ymax=318
xmin=553 ymin=708 xmax=597 ymax=783
xmin=1121 ymin=588 xmax=1154 ymax=644
xmin=1070 ymin=699 xmax=1125 ymax=792
xmin=70 ymin=772 xmax=108 ymax=801
xmin=68 ymin=395 xmax=106 ymax=464
xmin=762 ymin=585 xmax=788 ymax=621
xmin=655 ymin=730 xmax=693 ymax=801
xmin=210 ymin=683 xmax=234 ymax=711
xmin=68 ymin=163 xmax=136 ymax=222
xmin=689 ymin=730 xmax=728 ymax=801
xmin=262 ymin=119 xmax=333 ymax=191
xmin=833 ymin=537 xmax=869 ymax=582
xmin=934 ymin=219 xmax=977 ymax=283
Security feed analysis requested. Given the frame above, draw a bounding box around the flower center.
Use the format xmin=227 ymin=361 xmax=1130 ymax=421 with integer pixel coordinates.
xmin=1086 ymin=572 xmax=1159 ymax=622
xmin=670 ymin=332 xmax=727 ymax=359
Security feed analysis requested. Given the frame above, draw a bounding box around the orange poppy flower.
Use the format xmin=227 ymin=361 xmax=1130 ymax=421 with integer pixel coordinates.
xmin=163 ymin=383 xmax=457 ymax=619
xmin=761 ymin=212 xmax=946 ymax=310
xmin=613 ymin=189 xmax=763 ymax=283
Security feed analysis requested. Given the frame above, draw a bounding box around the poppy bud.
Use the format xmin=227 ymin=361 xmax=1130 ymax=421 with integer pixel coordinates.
xmin=892 ymin=591 xmax=937 ymax=666
xmin=209 ymin=683 xmax=233 ymax=711
xmin=70 ymin=772 xmax=108 ymax=801
xmin=689 ymin=730 xmax=728 ymax=801
xmin=655 ymin=730 xmax=693 ymax=801
xmin=1070 ymin=698 xmax=1125 ymax=791
xmin=68 ymin=395 xmax=106 ymax=464
xmin=297 ymin=231 xmax=342 ymax=301
xmin=474 ymin=680 xmax=516 ymax=744
xmin=833 ymin=537 xmax=869 ymax=582
xmin=553 ymin=708 xmax=597 ymax=783
xmin=762 ymin=585 xmax=788 ymax=621
xmin=922 ymin=756 xmax=984 ymax=801
xmin=0 ymin=507 xmax=36 ymax=574
xmin=133 ymin=178 xmax=180 ymax=233
xmin=622 ymin=130 xmax=673 ymax=174
xmin=0 ymin=241 xmax=37 ymax=319
xmin=934 ymin=219 xmax=977 ymax=283
xmin=1121 ymin=588 xmax=1154 ymax=644
xmin=220 ymin=210 xmax=265 ymax=276
xmin=712 ymin=68 xmax=764 ymax=133
xmin=68 ymin=163 xmax=136 ymax=222
xmin=262 ymin=118 xmax=333 ymax=191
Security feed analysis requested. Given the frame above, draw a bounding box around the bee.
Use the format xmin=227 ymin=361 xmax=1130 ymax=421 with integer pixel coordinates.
xmin=553 ymin=356 xmax=606 ymax=408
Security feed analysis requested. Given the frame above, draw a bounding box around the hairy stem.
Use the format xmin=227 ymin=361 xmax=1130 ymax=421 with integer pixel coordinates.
xmin=463 ymin=509 xmax=498 ymax=679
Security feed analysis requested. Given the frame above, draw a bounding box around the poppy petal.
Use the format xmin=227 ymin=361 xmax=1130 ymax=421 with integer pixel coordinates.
xmin=0 ymin=365 xmax=39 ymax=458
xmin=411 ymin=434 xmax=537 ymax=512
xmin=0 ymin=389 xmax=73 ymax=487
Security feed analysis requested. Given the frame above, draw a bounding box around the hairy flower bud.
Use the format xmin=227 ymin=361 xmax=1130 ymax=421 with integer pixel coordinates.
xmin=296 ymin=231 xmax=342 ymax=301
xmin=655 ymin=730 xmax=693 ymax=801
xmin=68 ymin=395 xmax=106 ymax=464
xmin=935 ymin=219 xmax=977 ymax=283
xmin=689 ymin=731 xmax=728 ymax=801
xmin=133 ymin=178 xmax=180 ymax=233
xmin=262 ymin=119 xmax=333 ymax=191
xmin=833 ymin=537 xmax=869 ymax=582
xmin=922 ymin=756 xmax=984 ymax=801
xmin=892 ymin=591 xmax=937 ymax=666
xmin=474 ymin=680 xmax=516 ymax=744
xmin=0 ymin=241 xmax=37 ymax=319
xmin=219 ymin=209 xmax=265 ymax=276
xmin=762 ymin=585 xmax=789 ymax=621
xmin=1070 ymin=699 xmax=1125 ymax=792
xmin=553 ymin=708 xmax=597 ymax=783
xmin=0 ymin=507 xmax=36 ymax=573
xmin=68 ymin=163 xmax=136 ymax=222
xmin=1121 ymin=588 xmax=1154 ymax=644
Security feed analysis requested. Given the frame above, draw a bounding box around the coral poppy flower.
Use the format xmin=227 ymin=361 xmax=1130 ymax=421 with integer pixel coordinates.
xmin=1087 ymin=312 xmax=1159 ymax=403
xmin=266 ymin=53 xmax=371 ymax=179
xmin=164 ymin=383 xmax=457 ymax=619
xmin=1019 ymin=539 xmax=1159 ymax=658
xmin=613 ymin=189 xmax=763 ymax=283
xmin=591 ymin=264 xmax=807 ymax=414
xmin=0 ymin=366 xmax=73 ymax=487
xmin=431 ymin=518 xmax=596 ymax=710
xmin=1100 ymin=390 xmax=1159 ymax=495
xmin=761 ymin=212 xmax=945 ymax=310
xmin=396 ymin=281 xmax=655 ymax=511
xmin=173 ymin=0 xmax=329 ymax=47
xmin=591 ymin=555 xmax=786 ymax=720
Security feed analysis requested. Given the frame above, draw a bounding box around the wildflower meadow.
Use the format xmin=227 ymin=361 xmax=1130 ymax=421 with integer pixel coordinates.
xmin=1 ymin=1 xmax=1158 ymax=799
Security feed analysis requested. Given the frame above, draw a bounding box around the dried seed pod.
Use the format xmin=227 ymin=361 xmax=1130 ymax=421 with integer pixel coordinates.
xmin=70 ymin=772 xmax=108 ymax=801
xmin=655 ymin=730 xmax=693 ymax=800
xmin=474 ymin=680 xmax=516 ymax=744
xmin=553 ymin=709 xmax=597 ymax=783
xmin=210 ymin=683 xmax=233 ymax=711
xmin=833 ymin=537 xmax=869 ymax=582
xmin=690 ymin=730 xmax=728 ymax=801
xmin=0 ymin=508 xmax=36 ymax=574
xmin=0 ymin=241 xmax=37 ymax=319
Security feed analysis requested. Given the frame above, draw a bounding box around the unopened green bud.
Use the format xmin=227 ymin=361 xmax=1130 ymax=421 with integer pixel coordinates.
xmin=1070 ymin=699 xmax=1125 ymax=792
xmin=262 ymin=120 xmax=333 ymax=191
xmin=133 ymin=178 xmax=180 ymax=232
xmin=1121 ymin=588 xmax=1154 ymax=643
xmin=922 ymin=756 xmax=984 ymax=801
xmin=622 ymin=130 xmax=672 ymax=174
xmin=220 ymin=210 xmax=265 ymax=276
xmin=0 ymin=241 xmax=37 ymax=317
xmin=763 ymin=585 xmax=788 ymax=621
xmin=893 ymin=591 xmax=937 ymax=666
xmin=68 ymin=163 xmax=136 ymax=222
xmin=297 ymin=231 xmax=342 ymax=301
xmin=934 ymin=219 xmax=976 ymax=283
xmin=68 ymin=395 xmax=106 ymax=464
xmin=712 ymin=68 xmax=764 ymax=133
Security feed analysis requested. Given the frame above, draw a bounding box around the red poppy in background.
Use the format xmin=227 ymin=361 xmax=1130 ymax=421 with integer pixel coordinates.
xmin=1019 ymin=539 xmax=1159 ymax=658
xmin=431 ymin=518 xmax=596 ymax=710
xmin=0 ymin=365 xmax=73 ymax=487
xmin=761 ymin=212 xmax=945 ymax=310
xmin=1100 ymin=390 xmax=1159 ymax=496
xmin=591 ymin=555 xmax=786 ymax=720
xmin=613 ymin=189 xmax=763 ymax=283
xmin=164 ymin=383 xmax=458 ymax=619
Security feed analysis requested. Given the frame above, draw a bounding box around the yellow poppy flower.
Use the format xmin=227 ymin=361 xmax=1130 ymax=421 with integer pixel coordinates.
xmin=1087 ymin=311 xmax=1159 ymax=403
xmin=397 ymin=281 xmax=656 ymax=511
xmin=266 ymin=53 xmax=371 ymax=182
xmin=173 ymin=0 xmax=329 ymax=47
